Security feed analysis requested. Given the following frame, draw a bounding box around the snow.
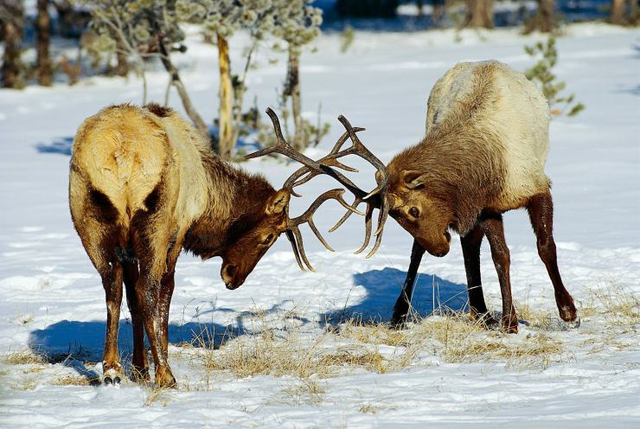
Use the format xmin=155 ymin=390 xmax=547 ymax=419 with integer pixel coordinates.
xmin=1 ymin=22 xmax=639 ymax=428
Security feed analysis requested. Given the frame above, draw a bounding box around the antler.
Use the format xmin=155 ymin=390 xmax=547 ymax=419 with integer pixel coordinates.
xmin=246 ymin=108 xmax=390 ymax=270
xmin=285 ymin=188 xmax=355 ymax=271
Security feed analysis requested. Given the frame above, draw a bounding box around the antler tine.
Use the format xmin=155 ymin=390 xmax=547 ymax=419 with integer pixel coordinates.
xmin=337 ymin=115 xmax=390 ymax=199
xmin=365 ymin=196 xmax=390 ymax=258
xmin=285 ymin=230 xmax=306 ymax=271
xmin=282 ymin=127 xmax=366 ymax=194
xmin=286 ymin=188 xmax=360 ymax=271
xmin=246 ymin=108 xmax=322 ymax=169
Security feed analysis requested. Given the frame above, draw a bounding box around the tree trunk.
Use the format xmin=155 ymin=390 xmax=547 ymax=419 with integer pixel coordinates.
xmin=286 ymin=46 xmax=305 ymax=151
xmin=524 ymin=0 xmax=555 ymax=33
xmin=1 ymin=0 xmax=25 ymax=89
xmin=217 ymin=34 xmax=233 ymax=161
xmin=465 ymin=0 xmax=494 ymax=29
xmin=114 ymin=36 xmax=129 ymax=77
xmin=538 ymin=0 xmax=555 ymax=32
xmin=157 ymin=40 xmax=209 ymax=143
xmin=36 ymin=0 xmax=52 ymax=86
xmin=610 ymin=0 xmax=626 ymax=25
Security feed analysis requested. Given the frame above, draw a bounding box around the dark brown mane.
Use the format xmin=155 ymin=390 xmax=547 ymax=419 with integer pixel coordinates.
xmin=145 ymin=102 xmax=173 ymax=118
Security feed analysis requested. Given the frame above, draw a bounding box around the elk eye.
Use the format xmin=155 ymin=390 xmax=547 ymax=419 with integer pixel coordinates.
xmin=262 ymin=233 xmax=274 ymax=245
xmin=408 ymin=207 xmax=420 ymax=218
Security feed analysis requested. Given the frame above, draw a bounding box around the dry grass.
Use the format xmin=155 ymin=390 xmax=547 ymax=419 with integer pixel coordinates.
xmin=50 ymin=375 xmax=99 ymax=386
xmin=583 ymin=282 xmax=640 ymax=329
xmin=275 ymin=379 xmax=327 ymax=406
xmin=338 ymin=310 xmax=564 ymax=371
xmin=9 ymin=377 xmax=38 ymax=391
xmin=2 ymin=349 xmax=47 ymax=366
xmin=200 ymin=327 xmax=406 ymax=379
xmin=144 ymin=387 xmax=170 ymax=407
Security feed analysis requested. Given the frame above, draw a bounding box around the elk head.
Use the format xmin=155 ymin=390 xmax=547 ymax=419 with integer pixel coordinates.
xmin=219 ymin=187 xmax=291 ymax=289
xmin=323 ymin=119 xmax=453 ymax=258
xmin=386 ymin=170 xmax=453 ymax=257
xmin=221 ymin=108 xmax=371 ymax=289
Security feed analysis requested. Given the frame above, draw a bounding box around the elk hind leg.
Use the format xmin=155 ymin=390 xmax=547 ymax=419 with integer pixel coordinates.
xmin=481 ymin=213 xmax=518 ymax=333
xmin=527 ymin=192 xmax=577 ymax=322
xmin=123 ymin=259 xmax=149 ymax=382
xmin=130 ymin=205 xmax=177 ymax=387
xmin=73 ymin=189 xmax=125 ymax=384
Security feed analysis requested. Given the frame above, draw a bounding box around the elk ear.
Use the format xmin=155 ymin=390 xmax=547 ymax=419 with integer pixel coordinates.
xmin=375 ymin=170 xmax=384 ymax=185
xmin=266 ymin=189 xmax=290 ymax=215
xmin=401 ymin=170 xmax=428 ymax=190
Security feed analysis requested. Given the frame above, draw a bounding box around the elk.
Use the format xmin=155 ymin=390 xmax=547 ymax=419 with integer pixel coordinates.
xmin=329 ymin=60 xmax=578 ymax=333
xmin=68 ymin=103 xmax=380 ymax=387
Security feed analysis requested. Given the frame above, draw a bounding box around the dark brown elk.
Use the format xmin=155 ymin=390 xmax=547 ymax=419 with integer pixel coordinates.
xmin=328 ymin=61 xmax=578 ymax=333
xmin=69 ymin=103 xmax=378 ymax=387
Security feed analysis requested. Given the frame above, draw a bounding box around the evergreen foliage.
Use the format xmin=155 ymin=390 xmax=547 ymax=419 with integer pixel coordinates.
xmin=524 ymin=37 xmax=585 ymax=117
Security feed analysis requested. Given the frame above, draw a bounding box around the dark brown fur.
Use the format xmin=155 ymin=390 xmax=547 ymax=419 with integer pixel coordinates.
xmin=69 ymin=105 xmax=292 ymax=387
xmin=387 ymin=62 xmax=577 ymax=332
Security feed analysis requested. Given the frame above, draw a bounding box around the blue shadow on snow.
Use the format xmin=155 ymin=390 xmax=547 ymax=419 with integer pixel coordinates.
xmin=322 ymin=267 xmax=468 ymax=324
xmin=36 ymin=136 xmax=73 ymax=155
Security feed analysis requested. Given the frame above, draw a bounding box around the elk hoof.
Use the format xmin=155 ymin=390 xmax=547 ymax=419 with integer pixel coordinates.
xmin=389 ymin=314 xmax=408 ymax=330
xmin=555 ymin=315 xmax=581 ymax=331
xmin=154 ymin=367 xmax=177 ymax=389
xmin=131 ymin=367 xmax=150 ymax=383
xmin=501 ymin=318 xmax=519 ymax=334
xmin=103 ymin=376 xmax=121 ymax=386
xmin=565 ymin=316 xmax=581 ymax=329
xmin=474 ymin=312 xmax=499 ymax=329
xmin=559 ymin=305 xmax=578 ymax=323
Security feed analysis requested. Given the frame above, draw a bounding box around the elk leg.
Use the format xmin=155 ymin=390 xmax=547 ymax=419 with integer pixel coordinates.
xmin=158 ymin=269 xmax=176 ymax=361
xmin=460 ymin=224 xmax=497 ymax=327
xmin=135 ymin=272 xmax=176 ymax=388
xmin=527 ymin=192 xmax=577 ymax=322
xmin=480 ymin=213 xmax=518 ymax=333
xmin=131 ymin=239 xmax=176 ymax=387
xmin=100 ymin=262 xmax=124 ymax=384
xmin=123 ymin=260 xmax=149 ymax=382
xmin=391 ymin=239 xmax=425 ymax=328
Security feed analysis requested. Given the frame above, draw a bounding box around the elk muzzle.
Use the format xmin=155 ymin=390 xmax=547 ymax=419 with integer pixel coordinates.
xmin=221 ymin=263 xmax=244 ymax=290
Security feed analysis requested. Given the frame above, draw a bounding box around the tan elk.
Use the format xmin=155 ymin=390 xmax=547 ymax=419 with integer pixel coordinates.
xmin=327 ymin=61 xmax=579 ymax=333
xmin=69 ymin=103 xmax=380 ymax=387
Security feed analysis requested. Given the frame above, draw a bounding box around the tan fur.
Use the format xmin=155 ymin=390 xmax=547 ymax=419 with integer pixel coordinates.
xmin=69 ymin=104 xmax=286 ymax=386
xmin=424 ymin=60 xmax=551 ymax=211
xmin=388 ymin=61 xmax=552 ymax=243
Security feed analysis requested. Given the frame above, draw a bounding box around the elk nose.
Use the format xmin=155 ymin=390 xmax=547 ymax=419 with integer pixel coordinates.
xmin=222 ymin=264 xmax=236 ymax=285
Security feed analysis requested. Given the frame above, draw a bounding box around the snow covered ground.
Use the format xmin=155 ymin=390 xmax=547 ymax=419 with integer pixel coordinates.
xmin=1 ymin=23 xmax=639 ymax=428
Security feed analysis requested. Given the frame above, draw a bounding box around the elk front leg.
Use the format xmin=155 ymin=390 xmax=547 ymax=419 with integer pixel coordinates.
xmin=123 ymin=260 xmax=149 ymax=382
xmin=480 ymin=213 xmax=518 ymax=333
xmin=391 ymin=239 xmax=425 ymax=328
xmin=100 ymin=263 xmax=124 ymax=384
xmin=527 ymin=192 xmax=578 ymax=322
xmin=460 ymin=225 xmax=497 ymax=327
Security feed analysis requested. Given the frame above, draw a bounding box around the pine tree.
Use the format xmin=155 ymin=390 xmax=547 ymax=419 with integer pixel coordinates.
xmin=524 ymin=37 xmax=584 ymax=117
xmin=524 ymin=0 xmax=556 ymax=33
xmin=1 ymin=0 xmax=25 ymax=89
xmin=270 ymin=1 xmax=323 ymax=151
xmin=36 ymin=0 xmax=53 ymax=86
xmin=465 ymin=0 xmax=494 ymax=29
xmin=76 ymin=0 xmax=209 ymax=139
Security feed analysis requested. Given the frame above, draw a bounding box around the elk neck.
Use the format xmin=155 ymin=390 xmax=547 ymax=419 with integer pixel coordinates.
xmin=182 ymin=155 xmax=276 ymax=259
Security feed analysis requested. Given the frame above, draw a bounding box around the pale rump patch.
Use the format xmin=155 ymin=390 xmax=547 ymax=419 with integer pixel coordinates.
xmin=426 ymin=60 xmax=551 ymax=211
